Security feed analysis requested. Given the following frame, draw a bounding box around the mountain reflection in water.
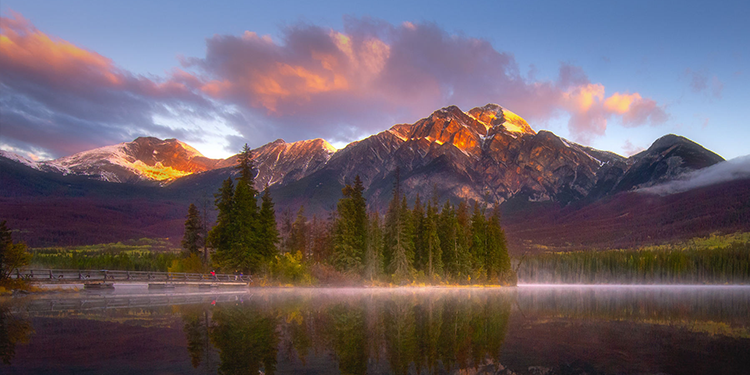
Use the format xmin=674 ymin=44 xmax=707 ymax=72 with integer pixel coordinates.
xmin=2 ymin=286 xmax=750 ymax=374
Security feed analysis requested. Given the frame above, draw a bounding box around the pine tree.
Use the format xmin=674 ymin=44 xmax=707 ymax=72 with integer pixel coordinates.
xmin=290 ymin=206 xmax=308 ymax=256
xmin=411 ymin=195 xmax=426 ymax=272
xmin=309 ymin=215 xmax=332 ymax=263
xmin=279 ymin=208 xmax=294 ymax=253
xmin=455 ymin=200 xmax=472 ymax=278
xmin=332 ymin=176 xmax=368 ymax=272
xmin=364 ymin=211 xmax=383 ymax=280
xmin=236 ymin=144 xmax=258 ymax=195
xmin=229 ymin=182 xmax=260 ymax=271
xmin=424 ymin=200 xmax=442 ymax=278
xmin=438 ymin=201 xmax=458 ymax=279
xmin=391 ymin=196 xmax=415 ymax=280
xmin=208 ymin=178 xmax=235 ymax=265
xmin=182 ymin=203 xmax=204 ymax=255
xmin=0 ymin=221 xmax=10 ymax=274
xmin=258 ymin=187 xmax=280 ymax=261
xmin=469 ymin=202 xmax=487 ymax=281
xmin=231 ymin=144 xmax=261 ymax=272
xmin=486 ymin=205 xmax=511 ymax=282
xmin=0 ymin=221 xmax=30 ymax=280
xmin=383 ymin=168 xmax=401 ymax=274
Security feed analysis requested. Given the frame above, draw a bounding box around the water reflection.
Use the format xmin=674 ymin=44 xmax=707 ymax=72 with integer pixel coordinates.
xmin=2 ymin=286 xmax=750 ymax=374
xmin=179 ymin=289 xmax=514 ymax=375
xmin=0 ymin=304 xmax=33 ymax=365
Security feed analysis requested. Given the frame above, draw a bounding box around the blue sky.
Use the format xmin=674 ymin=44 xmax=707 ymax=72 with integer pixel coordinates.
xmin=1 ymin=0 xmax=748 ymax=160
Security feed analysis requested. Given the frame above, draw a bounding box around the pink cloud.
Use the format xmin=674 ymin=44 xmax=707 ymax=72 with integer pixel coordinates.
xmin=622 ymin=139 xmax=645 ymax=156
xmin=0 ymin=10 xmax=671 ymax=159
xmin=0 ymin=11 xmax=218 ymax=158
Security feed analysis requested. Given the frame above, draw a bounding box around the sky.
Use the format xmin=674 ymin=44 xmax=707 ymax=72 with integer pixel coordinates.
xmin=1 ymin=0 xmax=748 ymax=161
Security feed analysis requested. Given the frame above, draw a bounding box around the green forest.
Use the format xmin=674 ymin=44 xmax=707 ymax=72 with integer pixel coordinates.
xmin=187 ymin=145 xmax=515 ymax=286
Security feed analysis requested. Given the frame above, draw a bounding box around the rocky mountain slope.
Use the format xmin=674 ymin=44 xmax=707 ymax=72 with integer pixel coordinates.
xmin=268 ymin=104 xmax=722 ymax=210
xmin=2 ymin=103 xmax=724 ymax=206
xmin=1 ymin=102 xmax=737 ymax=250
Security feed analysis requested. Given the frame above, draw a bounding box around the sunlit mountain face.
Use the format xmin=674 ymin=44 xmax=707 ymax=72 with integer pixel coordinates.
xmin=1 ymin=103 xmax=722 ymax=204
xmin=1 ymin=102 xmax=740 ymax=252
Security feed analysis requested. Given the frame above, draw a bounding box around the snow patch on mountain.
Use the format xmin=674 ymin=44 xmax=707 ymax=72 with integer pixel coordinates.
xmin=0 ymin=150 xmax=38 ymax=169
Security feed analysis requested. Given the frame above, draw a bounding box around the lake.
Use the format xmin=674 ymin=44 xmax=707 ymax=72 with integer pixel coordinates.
xmin=2 ymin=285 xmax=750 ymax=374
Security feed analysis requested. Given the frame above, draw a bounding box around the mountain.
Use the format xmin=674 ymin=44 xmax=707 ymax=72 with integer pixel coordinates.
xmin=6 ymin=137 xmax=221 ymax=183
xmin=0 ymin=103 xmax=737 ymax=250
xmin=4 ymin=104 xmax=721 ymax=206
xmin=270 ymin=104 xmax=718 ymax=211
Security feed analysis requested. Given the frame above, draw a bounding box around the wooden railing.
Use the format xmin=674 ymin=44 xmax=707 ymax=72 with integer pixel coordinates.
xmin=12 ymin=268 xmax=251 ymax=284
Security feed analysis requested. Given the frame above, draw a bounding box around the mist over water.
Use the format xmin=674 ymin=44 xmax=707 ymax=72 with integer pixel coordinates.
xmin=3 ymin=286 xmax=750 ymax=374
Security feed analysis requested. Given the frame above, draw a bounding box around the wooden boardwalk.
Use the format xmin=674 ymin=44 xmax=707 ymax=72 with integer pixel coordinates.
xmin=13 ymin=268 xmax=250 ymax=286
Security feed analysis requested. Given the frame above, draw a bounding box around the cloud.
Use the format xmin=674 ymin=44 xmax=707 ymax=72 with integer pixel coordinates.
xmin=0 ymin=11 xmax=671 ymax=160
xmin=685 ymin=68 xmax=724 ymax=98
xmin=639 ymin=155 xmax=750 ymax=195
xmin=185 ymin=19 xmax=670 ymax=147
xmin=622 ymin=139 xmax=645 ymax=156
xmin=0 ymin=11 xmax=226 ymax=159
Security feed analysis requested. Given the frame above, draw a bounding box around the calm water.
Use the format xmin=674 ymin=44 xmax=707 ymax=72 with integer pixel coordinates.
xmin=2 ymin=285 xmax=750 ymax=374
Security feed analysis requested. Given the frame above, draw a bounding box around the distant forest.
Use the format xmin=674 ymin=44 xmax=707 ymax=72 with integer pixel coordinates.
xmin=186 ymin=145 xmax=515 ymax=285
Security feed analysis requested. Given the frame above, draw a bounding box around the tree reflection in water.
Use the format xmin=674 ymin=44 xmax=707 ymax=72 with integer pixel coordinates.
xmin=182 ymin=290 xmax=514 ymax=375
xmin=0 ymin=304 xmax=34 ymax=366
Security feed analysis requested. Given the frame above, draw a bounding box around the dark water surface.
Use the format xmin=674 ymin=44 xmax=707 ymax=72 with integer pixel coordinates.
xmin=2 ymin=285 xmax=750 ymax=374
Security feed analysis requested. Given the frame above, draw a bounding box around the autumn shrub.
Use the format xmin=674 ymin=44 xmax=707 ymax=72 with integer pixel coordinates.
xmin=268 ymin=251 xmax=314 ymax=285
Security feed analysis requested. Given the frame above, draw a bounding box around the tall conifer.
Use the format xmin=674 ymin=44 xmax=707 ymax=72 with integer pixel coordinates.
xmin=258 ymin=187 xmax=280 ymax=260
xmin=182 ymin=203 xmax=204 ymax=255
xmin=208 ymin=177 xmax=235 ymax=265
xmin=332 ymin=175 xmax=368 ymax=272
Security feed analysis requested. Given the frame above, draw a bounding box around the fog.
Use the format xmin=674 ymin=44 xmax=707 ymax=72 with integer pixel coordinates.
xmin=640 ymin=154 xmax=750 ymax=195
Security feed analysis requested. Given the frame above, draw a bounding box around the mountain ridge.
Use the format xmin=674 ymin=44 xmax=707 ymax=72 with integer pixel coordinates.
xmin=1 ymin=103 xmax=725 ymax=208
xmin=1 ymin=102 xmax=745 ymax=252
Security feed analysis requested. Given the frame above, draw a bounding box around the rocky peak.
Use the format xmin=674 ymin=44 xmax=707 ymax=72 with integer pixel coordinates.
xmin=609 ymin=134 xmax=724 ymax=193
xmin=468 ymin=103 xmax=536 ymax=135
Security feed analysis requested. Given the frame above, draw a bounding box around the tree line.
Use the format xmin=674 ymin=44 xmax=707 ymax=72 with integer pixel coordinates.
xmin=182 ymin=145 xmax=514 ymax=284
xmin=517 ymin=241 xmax=750 ymax=284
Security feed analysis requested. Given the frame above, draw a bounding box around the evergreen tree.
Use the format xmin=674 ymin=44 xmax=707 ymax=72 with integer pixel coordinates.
xmin=411 ymin=195 xmax=426 ymax=272
xmin=364 ymin=212 xmax=383 ymax=280
xmin=0 ymin=221 xmax=30 ymax=280
xmin=438 ymin=202 xmax=458 ymax=279
xmin=230 ymin=181 xmax=261 ymax=272
xmin=226 ymin=144 xmax=261 ymax=273
xmin=309 ymin=215 xmax=332 ymax=263
xmin=236 ymin=144 xmax=258 ymax=195
xmin=0 ymin=221 xmax=10 ymax=275
xmin=391 ymin=197 xmax=415 ymax=280
xmin=207 ymin=178 xmax=235 ymax=265
xmin=332 ymin=176 xmax=368 ymax=272
xmin=455 ymin=200 xmax=472 ymax=278
xmin=290 ymin=206 xmax=308 ymax=256
xmin=258 ymin=187 xmax=280 ymax=261
xmin=469 ymin=202 xmax=487 ymax=280
xmin=486 ymin=205 xmax=511 ymax=281
xmin=424 ymin=200 xmax=442 ymax=278
xmin=279 ymin=208 xmax=294 ymax=253
xmin=182 ymin=203 xmax=204 ymax=255
xmin=383 ymin=168 xmax=401 ymax=274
